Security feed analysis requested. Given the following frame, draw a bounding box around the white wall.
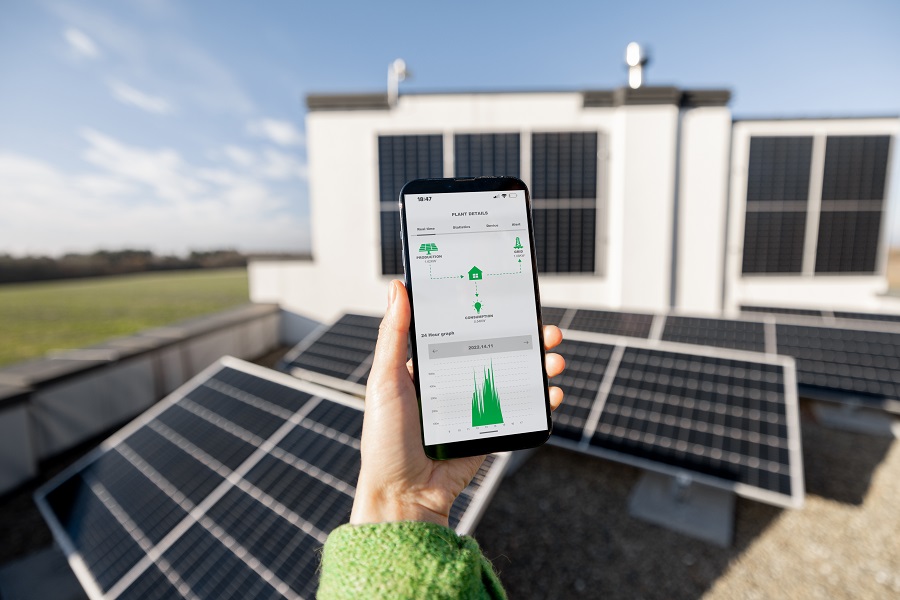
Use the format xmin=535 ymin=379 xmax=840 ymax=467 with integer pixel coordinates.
xmin=676 ymin=107 xmax=733 ymax=314
xmin=725 ymin=118 xmax=900 ymax=312
xmin=249 ymin=92 xmax=898 ymax=323
xmin=616 ymin=104 xmax=680 ymax=311
xmin=252 ymin=92 xmax=630 ymax=322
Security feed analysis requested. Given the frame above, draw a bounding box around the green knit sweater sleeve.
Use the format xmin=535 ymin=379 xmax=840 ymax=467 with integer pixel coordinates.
xmin=318 ymin=521 xmax=507 ymax=599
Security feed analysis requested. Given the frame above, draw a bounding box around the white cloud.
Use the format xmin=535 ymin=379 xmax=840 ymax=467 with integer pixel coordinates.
xmin=108 ymin=80 xmax=173 ymax=115
xmin=0 ymin=132 xmax=310 ymax=256
xmin=223 ymin=145 xmax=255 ymax=168
xmin=64 ymin=27 xmax=100 ymax=59
xmin=52 ymin=4 xmax=255 ymax=115
xmin=220 ymin=145 xmax=306 ymax=181
xmin=247 ymin=118 xmax=304 ymax=147
xmin=258 ymin=149 xmax=307 ymax=181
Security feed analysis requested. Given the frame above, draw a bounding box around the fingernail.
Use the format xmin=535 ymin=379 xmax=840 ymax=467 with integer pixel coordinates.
xmin=387 ymin=281 xmax=396 ymax=307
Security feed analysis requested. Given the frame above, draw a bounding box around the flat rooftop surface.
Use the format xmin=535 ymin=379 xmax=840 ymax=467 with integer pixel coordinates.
xmin=1 ymin=400 xmax=897 ymax=598
xmin=477 ymin=414 xmax=900 ymax=598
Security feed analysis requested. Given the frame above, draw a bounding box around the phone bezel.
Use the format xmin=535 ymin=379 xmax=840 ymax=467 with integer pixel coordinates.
xmin=399 ymin=176 xmax=552 ymax=460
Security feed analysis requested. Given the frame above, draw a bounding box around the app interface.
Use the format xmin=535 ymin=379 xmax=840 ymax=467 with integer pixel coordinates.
xmin=405 ymin=190 xmax=548 ymax=446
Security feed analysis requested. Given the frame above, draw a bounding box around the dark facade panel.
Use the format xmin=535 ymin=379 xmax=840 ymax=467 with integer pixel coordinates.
xmin=531 ymin=132 xmax=598 ymax=200
xmin=815 ymin=210 xmax=882 ymax=273
xmin=532 ymin=207 xmax=596 ymax=273
xmin=821 ymin=135 xmax=891 ymax=201
xmin=742 ymin=211 xmax=807 ymax=274
xmin=454 ymin=133 xmax=520 ymax=178
xmin=378 ymin=135 xmax=444 ymax=275
xmin=746 ymin=136 xmax=813 ymax=203
xmin=378 ymin=135 xmax=444 ymax=204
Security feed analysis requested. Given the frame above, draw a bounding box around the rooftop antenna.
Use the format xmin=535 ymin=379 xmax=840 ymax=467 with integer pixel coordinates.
xmin=625 ymin=42 xmax=649 ymax=89
xmin=387 ymin=58 xmax=410 ymax=107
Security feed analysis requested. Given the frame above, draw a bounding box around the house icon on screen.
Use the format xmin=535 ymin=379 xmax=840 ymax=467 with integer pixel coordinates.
xmin=468 ymin=266 xmax=483 ymax=280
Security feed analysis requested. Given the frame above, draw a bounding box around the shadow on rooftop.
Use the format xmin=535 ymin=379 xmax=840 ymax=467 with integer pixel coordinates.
xmin=476 ymin=445 xmax=781 ymax=600
xmin=799 ymin=409 xmax=894 ymax=506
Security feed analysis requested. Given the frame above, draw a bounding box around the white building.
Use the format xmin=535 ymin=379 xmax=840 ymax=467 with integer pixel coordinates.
xmin=249 ymin=82 xmax=899 ymax=330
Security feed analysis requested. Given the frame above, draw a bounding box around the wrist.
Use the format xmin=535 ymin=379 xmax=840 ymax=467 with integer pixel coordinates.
xmin=350 ymin=485 xmax=450 ymax=527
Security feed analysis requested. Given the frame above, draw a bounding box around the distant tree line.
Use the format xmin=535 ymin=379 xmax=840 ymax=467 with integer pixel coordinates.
xmin=0 ymin=249 xmax=250 ymax=284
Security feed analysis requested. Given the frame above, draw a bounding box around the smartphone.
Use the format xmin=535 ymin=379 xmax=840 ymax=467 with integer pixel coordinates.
xmin=399 ymin=176 xmax=552 ymax=459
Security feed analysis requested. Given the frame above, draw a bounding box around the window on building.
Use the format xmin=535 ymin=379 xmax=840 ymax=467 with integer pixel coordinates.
xmin=378 ymin=135 xmax=444 ymax=275
xmin=454 ymin=133 xmax=520 ymax=178
xmin=531 ymin=132 xmax=598 ymax=273
xmin=815 ymin=135 xmax=891 ymax=273
xmin=741 ymin=136 xmax=812 ymax=274
xmin=741 ymin=134 xmax=891 ymax=276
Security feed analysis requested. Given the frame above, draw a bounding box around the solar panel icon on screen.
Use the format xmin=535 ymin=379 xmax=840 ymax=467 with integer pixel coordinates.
xmin=35 ymin=357 xmax=510 ymax=600
xmin=548 ymin=330 xmax=804 ymax=510
xmin=279 ymin=313 xmax=381 ymax=396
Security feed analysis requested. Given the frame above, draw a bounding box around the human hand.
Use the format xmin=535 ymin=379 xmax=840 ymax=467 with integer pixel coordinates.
xmin=350 ymin=279 xmax=566 ymax=527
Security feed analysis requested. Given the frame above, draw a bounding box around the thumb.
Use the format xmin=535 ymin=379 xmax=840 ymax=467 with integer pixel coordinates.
xmin=371 ymin=280 xmax=411 ymax=381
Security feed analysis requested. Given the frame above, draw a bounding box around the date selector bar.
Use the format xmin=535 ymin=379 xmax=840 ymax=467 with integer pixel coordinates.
xmin=427 ymin=335 xmax=533 ymax=360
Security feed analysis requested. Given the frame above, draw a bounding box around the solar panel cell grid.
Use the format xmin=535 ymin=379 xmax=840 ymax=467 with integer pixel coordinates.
xmin=549 ymin=339 xmax=614 ymax=440
xmin=568 ymin=309 xmax=654 ymax=338
xmin=38 ymin=359 xmax=509 ymax=599
xmin=283 ymin=314 xmax=381 ymax=387
xmin=540 ymin=306 xmax=568 ymax=327
xmin=275 ymin=428 xmax=361 ymax=487
xmin=155 ymin=405 xmax=257 ymax=471
xmin=454 ymin=133 xmax=520 ymax=178
xmin=591 ymin=348 xmax=792 ymax=496
xmin=206 ymin=488 xmax=322 ymax=598
xmin=378 ymin=134 xmax=444 ymax=275
xmin=741 ymin=210 xmax=807 ymax=274
xmin=45 ymin=475 xmax=146 ymax=592
xmin=532 ymin=207 xmax=596 ymax=273
xmin=161 ymin=524 xmax=282 ymax=600
xmin=662 ymin=316 xmax=767 ymax=353
xmin=121 ymin=427 xmax=224 ymax=505
xmin=834 ymin=311 xmax=900 ymax=323
xmin=821 ymin=135 xmax=891 ymax=202
xmin=93 ymin=451 xmax=188 ymax=545
xmin=815 ymin=210 xmax=882 ymax=273
xmin=119 ymin=565 xmax=179 ymax=600
xmin=187 ymin=385 xmax=287 ymax=439
xmin=746 ymin=136 xmax=813 ymax=203
xmin=776 ymin=323 xmax=900 ymax=399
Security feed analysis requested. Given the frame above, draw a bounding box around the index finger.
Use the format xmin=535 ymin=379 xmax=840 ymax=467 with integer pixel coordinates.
xmin=543 ymin=325 xmax=562 ymax=351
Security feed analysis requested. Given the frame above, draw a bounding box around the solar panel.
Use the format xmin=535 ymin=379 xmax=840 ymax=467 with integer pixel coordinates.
xmin=775 ymin=323 xmax=900 ymax=413
xmin=454 ymin=133 xmax=520 ymax=178
xmin=567 ymin=308 xmax=655 ymax=338
xmin=548 ymin=339 xmax=616 ymax=441
xmin=662 ymin=315 xmax=767 ymax=353
xmin=530 ymin=131 xmax=598 ymax=273
xmin=36 ymin=357 xmax=510 ymax=600
xmin=378 ymin=134 xmax=444 ymax=275
xmin=741 ymin=306 xmax=900 ymax=328
xmin=741 ymin=305 xmax=824 ymax=318
xmin=834 ymin=310 xmax=900 ymax=324
xmin=540 ymin=306 xmax=571 ymax=328
xmin=741 ymin=136 xmax=813 ymax=274
xmin=560 ymin=306 xmax=900 ymax=414
xmin=548 ymin=331 xmax=803 ymax=508
xmin=279 ymin=314 xmax=381 ymax=396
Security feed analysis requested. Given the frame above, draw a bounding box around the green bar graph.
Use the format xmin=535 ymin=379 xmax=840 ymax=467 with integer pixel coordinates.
xmin=471 ymin=361 xmax=504 ymax=427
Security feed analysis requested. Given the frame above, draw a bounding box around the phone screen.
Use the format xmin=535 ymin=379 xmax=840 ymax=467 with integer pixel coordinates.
xmin=403 ymin=187 xmax=549 ymax=448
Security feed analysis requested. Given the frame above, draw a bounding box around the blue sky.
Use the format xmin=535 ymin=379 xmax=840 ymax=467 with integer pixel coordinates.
xmin=1 ymin=0 xmax=899 ymax=256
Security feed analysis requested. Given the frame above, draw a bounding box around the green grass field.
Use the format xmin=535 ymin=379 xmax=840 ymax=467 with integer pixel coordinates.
xmin=0 ymin=268 xmax=249 ymax=367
